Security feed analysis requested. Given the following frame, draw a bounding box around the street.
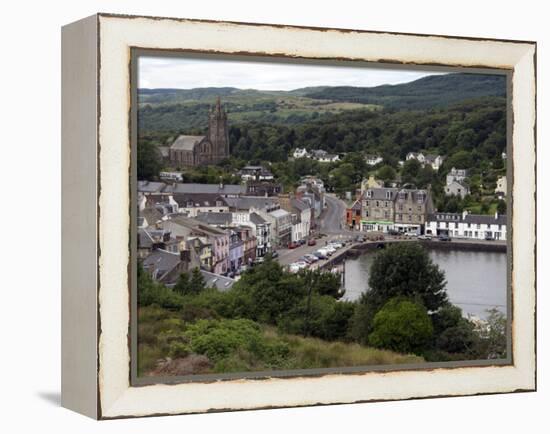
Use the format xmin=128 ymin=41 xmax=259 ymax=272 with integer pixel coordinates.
xmin=277 ymin=194 xmax=353 ymax=266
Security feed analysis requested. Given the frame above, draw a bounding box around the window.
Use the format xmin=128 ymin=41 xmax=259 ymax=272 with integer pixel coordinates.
xmin=408 ymin=215 xmax=412 ymax=222
xmin=376 ymin=201 xmax=380 ymax=207
xmin=398 ymin=204 xmax=403 ymax=211
xmin=417 ymin=205 xmax=422 ymax=211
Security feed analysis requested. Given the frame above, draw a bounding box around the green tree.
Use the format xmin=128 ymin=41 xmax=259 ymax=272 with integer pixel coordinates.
xmin=376 ymin=165 xmax=397 ymax=183
xmin=189 ymin=267 xmax=206 ymax=294
xmin=137 ymin=140 xmax=163 ymax=179
xmin=401 ymin=159 xmax=422 ymax=185
xmin=368 ymin=298 xmax=433 ymax=354
xmin=497 ymin=200 xmax=507 ymax=215
xmin=350 ymin=243 xmax=447 ymax=343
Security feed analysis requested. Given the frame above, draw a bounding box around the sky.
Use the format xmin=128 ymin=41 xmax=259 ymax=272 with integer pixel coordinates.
xmin=138 ymin=56 xmax=443 ymax=91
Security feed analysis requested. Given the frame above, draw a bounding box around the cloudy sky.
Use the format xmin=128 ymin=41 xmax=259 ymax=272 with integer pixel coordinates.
xmin=138 ymin=56 xmax=443 ymax=91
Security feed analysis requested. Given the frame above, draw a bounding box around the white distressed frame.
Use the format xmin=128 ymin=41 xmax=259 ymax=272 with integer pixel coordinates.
xmin=63 ymin=13 xmax=536 ymax=419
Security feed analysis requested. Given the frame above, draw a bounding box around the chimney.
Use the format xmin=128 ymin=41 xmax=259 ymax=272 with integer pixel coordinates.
xmin=462 ymin=209 xmax=468 ymax=220
xmin=495 ymin=211 xmax=499 ymax=220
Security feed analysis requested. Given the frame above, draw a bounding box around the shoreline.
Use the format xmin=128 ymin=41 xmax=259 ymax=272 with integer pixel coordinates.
xmin=320 ymin=238 xmax=506 ymax=269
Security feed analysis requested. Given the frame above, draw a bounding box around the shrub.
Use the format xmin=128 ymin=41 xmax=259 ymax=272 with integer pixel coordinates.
xmin=368 ymin=297 xmax=433 ymax=355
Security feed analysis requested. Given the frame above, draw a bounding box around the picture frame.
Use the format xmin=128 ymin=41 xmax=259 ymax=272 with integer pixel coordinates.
xmin=61 ymin=13 xmax=536 ymax=419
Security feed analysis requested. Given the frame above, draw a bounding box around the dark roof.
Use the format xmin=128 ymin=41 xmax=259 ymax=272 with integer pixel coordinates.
xmin=166 ymin=183 xmax=245 ymax=196
xmin=140 ymin=207 xmax=163 ymax=225
xmin=249 ymin=212 xmax=267 ymax=225
xmin=224 ymin=196 xmax=279 ymax=211
xmin=291 ymin=198 xmax=310 ymax=212
xmin=428 ymin=212 xmax=506 ymax=226
xmin=364 ymin=187 xmax=399 ymax=200
xmin=172 ymin=193 xmax=228 ymax=208
xmin=171 ymin=135 xmax=205 ymax=151
xmin=137 ymin=181 xmax=167 ymax=193
xmin=142 ymin=249 xmax=181 ymax=281
xmin=200 ymin=270 xmax=235 ymax=291
xmin=195 ymin=212 xmax=233 ymax=226
xmin=169 ymin=215 xmax=228 ymax=236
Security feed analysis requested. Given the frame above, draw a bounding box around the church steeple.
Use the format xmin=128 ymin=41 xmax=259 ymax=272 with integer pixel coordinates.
xmin=207 ymin=96 xmax=229 ymax=161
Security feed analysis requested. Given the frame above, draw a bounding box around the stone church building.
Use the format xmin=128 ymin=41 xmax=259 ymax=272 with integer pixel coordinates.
xmin=168 ymin=97 xmax=230 ymax=167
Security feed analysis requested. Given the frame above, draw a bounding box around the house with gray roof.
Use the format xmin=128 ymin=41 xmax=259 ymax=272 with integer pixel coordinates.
xmin=426 ymin=211 xmax=506 ymax=241
xmin=166 ymin=183 xmax=245 ymax=197
xmin=171 ymin=193 xmax=229 ymax=217
xmin=141 ymin=249 xmax=190 ymax=284
xmin=200 ymin=270 xmax=235 ymax=291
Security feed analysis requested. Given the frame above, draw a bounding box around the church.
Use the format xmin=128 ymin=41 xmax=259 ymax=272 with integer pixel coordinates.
xmin=168 ymin=97 xmax=230 ymax=167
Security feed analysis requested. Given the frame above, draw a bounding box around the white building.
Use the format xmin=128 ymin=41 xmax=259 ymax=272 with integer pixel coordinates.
xmin=425 ymin=211 xmax=507 ymax=241
xmin=446 ymin=167 xmax=469 ymax=185
xmin=406 ymin=152 xmax=444 ymax=171
xmin=290 ymin=198 xmax=312 ymax=242
xmin=365 ymin=154 xmax=383 ymax=166
xmin=444 ymin=180 xmax=470 ymax=198
xmin=293 ymin=148 xmax=309 ymax=159
xmin=495 ymin=176 xmax=507 ymax=198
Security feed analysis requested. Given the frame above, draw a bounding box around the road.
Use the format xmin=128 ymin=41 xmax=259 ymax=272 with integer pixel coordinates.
xmin=277 ymin=194 xmax=353 ymax=266
xmin=319 ymin=194 xmax=349 ymax=235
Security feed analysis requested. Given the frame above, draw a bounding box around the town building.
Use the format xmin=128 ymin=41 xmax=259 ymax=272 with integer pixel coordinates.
xmin=346 ymin=196 xmax=363 ymax=230
xmin=361 ymin=175 xmax=384 ymax=192
xmin=393 ymin=188 xmax=433 ymax=233
xmin=228 ymin=230 xmax=244 ymax=273
xmin=356 ymin=187 xmax=433 ymax=234
xmin=171 ymin=193 xmax=229 ymax=217
xmin=237 ymin=165 xmax=274 ymax=181
xmin=311 ymin=149 xmax=340 ymax=163
xmin=279 ymin=194 xmax=312 ymax=242
xmin=406 ymin=152 xmax=444 ymax=171
xmin=495 ymin=176 xmax=507 ymax=198
xmin=446 ymin=167 xmax=469 ymax=185
xmin=244 ymin=180 xmax=283 ymax=197
xmin=168 ymin=97 xmax=230 ymax=167
xmin=361 ymin=188 xmax=398 ymax=232
xmin=425 ymin=211 xmax=507 ymax=241
xmin=365 ymin=154 xmax=383 ymax=166
xmin=265 ymin=208 xmax=292 ymax=247
xmin=159 ymin=216 xmax=230 ymax=275
xmin=293 ymin=148 xmax=309 ymax=159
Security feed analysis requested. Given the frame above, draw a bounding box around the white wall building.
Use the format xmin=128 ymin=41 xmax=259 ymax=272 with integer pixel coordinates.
xmin=425 ymin=211 xmax=507 ymax=241
xmin=495 ymin=176 xmax=507 ymax=197
xmin=365 ymin=154 xmax=383 ymax=166
xmin=293 ymin=148 xmax=309 ymax=159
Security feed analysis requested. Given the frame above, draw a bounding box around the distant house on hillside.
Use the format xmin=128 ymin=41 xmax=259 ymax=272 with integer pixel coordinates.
xmin=495 ymin=176 xmax=507 ymax=198
xmin=311 ymin=149 xmax=340 ymax=163
xmin=445 ymin=168 xmax=470 ymax=198
xmin=406 ymin=152 xmax=444 ymax=171
xmin=293 ymin=148 xmax=310 ymax=159
xmin=365 ymin=154 xmax=383 ymax=166
xmin=237 ymin=165 xmax=274 ymax=181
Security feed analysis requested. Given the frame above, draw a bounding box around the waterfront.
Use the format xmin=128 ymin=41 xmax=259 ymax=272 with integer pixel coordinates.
xmin=343 ymin=248 xmax=507 ymax=319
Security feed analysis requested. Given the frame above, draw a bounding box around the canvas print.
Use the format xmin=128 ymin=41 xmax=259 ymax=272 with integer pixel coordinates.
xmin=135 ymin=55 xmax=509 ymax=380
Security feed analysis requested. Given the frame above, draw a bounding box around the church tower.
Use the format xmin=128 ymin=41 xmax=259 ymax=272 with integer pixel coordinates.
xmin=207 ymin=97 xmax=230 ymax=162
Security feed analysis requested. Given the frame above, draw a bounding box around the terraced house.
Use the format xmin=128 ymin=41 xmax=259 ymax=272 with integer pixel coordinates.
xmin=352 ymin=187 xmax=433 ymax=234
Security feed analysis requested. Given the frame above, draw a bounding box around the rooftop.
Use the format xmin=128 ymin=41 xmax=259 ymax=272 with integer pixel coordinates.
xmin=166 ymin=183 xmax=246 ymax=196
xmin=171 ymin=135 xmax=205 ymax=151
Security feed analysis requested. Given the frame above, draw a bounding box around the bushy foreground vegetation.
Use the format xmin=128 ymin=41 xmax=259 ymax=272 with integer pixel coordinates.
xmin=138 ymin=244 xmax=507 ymax=376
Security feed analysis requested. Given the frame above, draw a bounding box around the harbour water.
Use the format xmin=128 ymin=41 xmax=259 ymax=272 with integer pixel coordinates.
xmin=343 ymin=248 xmax=507 ymax=319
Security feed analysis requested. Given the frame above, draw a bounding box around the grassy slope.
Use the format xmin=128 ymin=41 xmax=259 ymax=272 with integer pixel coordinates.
xmin=138 ymin=305 xmax=423 ymax=377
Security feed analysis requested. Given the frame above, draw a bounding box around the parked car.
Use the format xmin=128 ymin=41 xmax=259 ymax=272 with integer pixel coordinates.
xmin=299 ymin=256 xmax=313 ymax=264
xmin=270 ymin=251 xmax=279 ymax=258
xmin=314 ymin=250 xmax=328 ymax=259
xmin=307 ymin=238 xmax=317 ymax=246
xmin=288 ymin=242 xmax=298 ymax=249
xmin=324 ymin=246 xmax=336 ymax=255
xmin=304 ymin=253 xmax=319 ymax=262
xmin=387 ymin=229 xmax=401 ymax=236
xmin=404 ymin=232 xmax=418 ymax=238
xmin=418 ymin=234 xmax=432 ymax=240
xmin=485 ymin=234 xmax=495 ymax=241
xmin=298 ymin=239 xmax=306 ymax=245
xmin=438 ymin=234 xmax=452 ymax=242
xmin=294 ymin=261 xmax=308 ymax=269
